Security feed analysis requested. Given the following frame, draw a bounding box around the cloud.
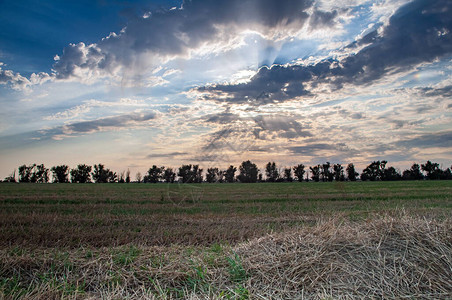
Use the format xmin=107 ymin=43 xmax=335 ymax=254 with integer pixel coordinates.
xmin=415 ymin=85 xmax=452 ymax=98
xmin=289 ymin=142 xmax=349 ymax=155
xmin=253 ymin=115 xmax=312 ymax=139
xmin=195 ymin=0 xmax=452 ymax=104
xmin=146 ymin=151 xmax=188 ymax=159
xmin=204 ymin=112 xmax=241 ymax=124
xmin=52 ymin=0 xmax=340 ymax=81
xmin=44 ymin=98 xmax=148 ymax=121
xmin=395 ymin=131 xmax=452 ymax=149
xmin=61 ymin=111 xmax=157 ymax=134
xmin=0 ymin=64 xmax=51 ymax=91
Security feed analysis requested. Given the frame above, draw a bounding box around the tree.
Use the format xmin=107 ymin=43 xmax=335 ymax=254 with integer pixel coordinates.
xmin=178 ymin=165 xmax=192 ymax=183
xmin=177 ymin=165 xmax=203 ymax=183
xmin=346 ymin=163 xmax=358 ymax=181
xmin=118 ymin=171 xmax=125 ymax=183
xmin=321 ymin=162 xmax=333 ymax=182
xmin=265 ymin=162 xmax=279 ymax=182
xmin=206 ymin=167 xmax=221 ymax=183
xmin=144 ymin=165 xmax=164 ymax=183
xmin=382 ymin=166 xmax=401 ymax=181
xmin=440 ymin=167 xmax=452 ymax=180
xmin=92 ymin=164 xmax=116 ymax=183
xmin=237 ymin=160 xmax=258 ymax=183
xmin=163 ymin=168 xmax=176 ymax=183
xmin=310 ymin=165 xmax=321 ymax=182
xmin=30 ymin=164 xmax=49 ymax=183
xmin=108 ymin=171 xmax=117 ymax=183
xmin=125 ymin=169 xmax=131 ymax=183
xmin=224 ymin=165 xmax=236 ymax=183
xmin=18 ymin=164 xmax=35 ymax=183
xmin=402 ymin=163 xmax=424 ymax=180
xmin=360 ymin=161 xmax=387 ymax=181
xmin=70 ymin=164 xmax=92 ymax=183
xmin=293 ymin=164 xmax=305 ymax=182
xmin=333 ymin=164 xmax=345 ymax=181
xmin=283 ymin=168 xmax=293 ymax=182
xmin=4 ymin=170 xmax=16 ymax=183
xmin=421 ymin=161 xmax=441 ymax=180
xmin=192 ymin=165 xmax=203 ymax=183
xmin=135 ymin=172 xmax=142 ymax=183
xmin=51 ymin=165 xmax=69 ymax=183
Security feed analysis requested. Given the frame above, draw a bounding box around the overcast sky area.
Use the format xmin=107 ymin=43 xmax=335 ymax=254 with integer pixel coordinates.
xmin=0 ymin=0 xmax=451 ymax=178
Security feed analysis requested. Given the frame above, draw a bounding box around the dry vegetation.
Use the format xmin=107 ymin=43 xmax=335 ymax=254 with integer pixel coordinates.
xmin=1 ymin=181 xmax=451 ymax=299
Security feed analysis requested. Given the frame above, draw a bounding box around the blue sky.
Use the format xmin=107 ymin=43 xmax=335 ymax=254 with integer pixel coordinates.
xmin=1 ymin=0 xmax=451 ymax=179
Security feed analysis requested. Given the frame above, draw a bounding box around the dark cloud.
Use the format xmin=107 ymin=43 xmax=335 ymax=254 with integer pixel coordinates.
xmin=53 ymin=0 xmax=338 ymax=79
xmin=309 ymin=9 xmax=338 ymax=28
xmin=288 ymin=142 xmax=358 ymax=157
xmin=0 ymin=111 xmax=158 ymax=149
xmin=204 ymin=112 xmax=240 ymax=124
xmin=289 ymin=143 xmax=337 ymax=155
xmin=63 ymin=112 xmax=157 ymax=134
xmin=415 ymin=85 xmax=452 ymax=98
xmin=146 ymin=151 xmax=188 ymax=158
xmin=395 ymin=131 xmax=452 ymax=149
xmin=201 ymin=112 xmax=312 ymax=144
xmin=253 ymin=115 xmax=311 ymax=139
xmin=197 ymin=0 xmax=452 ymax=104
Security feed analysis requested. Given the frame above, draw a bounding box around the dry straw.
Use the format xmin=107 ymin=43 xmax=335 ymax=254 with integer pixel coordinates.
xmin=1 ymin=214 xmax=451 ymax=299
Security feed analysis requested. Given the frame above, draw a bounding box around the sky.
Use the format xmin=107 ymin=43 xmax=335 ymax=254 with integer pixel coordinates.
xmin=0 ymin=0 xmax=451 ymax=179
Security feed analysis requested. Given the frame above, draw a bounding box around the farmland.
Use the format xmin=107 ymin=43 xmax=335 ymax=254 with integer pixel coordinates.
xmin=1 ymin=181 xmax=452 ymax=299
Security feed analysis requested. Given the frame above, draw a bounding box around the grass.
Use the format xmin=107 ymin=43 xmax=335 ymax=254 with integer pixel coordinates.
xmin=0 ymin=181 xmax=451 ymax=298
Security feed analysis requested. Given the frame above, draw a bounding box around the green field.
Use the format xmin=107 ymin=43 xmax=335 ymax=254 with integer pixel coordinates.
xmin=1 ymin=181 xmax=451 ymax=299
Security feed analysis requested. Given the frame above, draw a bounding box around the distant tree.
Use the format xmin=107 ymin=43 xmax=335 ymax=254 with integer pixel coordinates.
xmin=333 ymin=164 xmax=345 ymax=181
xmin=70 ymin=164 xmax=92 ymax=183
xmin=144 ymin=165 xmax=164 ymax=183
xmin=421 ymin=161 xmax=442 ymax=180
xmin=192 ymin=165 xmax=203 ymax=183
xmin=402 ymin=163 xmax=424 ymax=180
xmin=135 ymin=172 xmax=142 ymax=183
xmin=382 ymin=167 xmax=401 ymax=181
xmin=30 ymin=164 xmax=49 ymax=183
xmin=178 ymin=165 xmax=192 ymax=183
xmin=118 ymin=171 xmax=125 ymax=183
xmin=440 ymin=167 xmax=452 ymax=180
xmin=293 ymin=164 xmax=305 ymax=182
xmin=92 ymin=164 xmax=116 ymax=183
xmin=321 ymin=162 xmax=333 ymax=182
xmin=18 ymin=164 xmax=35 ymax=183
xmin=163 ymin=168 xmax=176 ymax=183
xmin=360 ymin=161 xmax=387 ymax=181
xmin=108 ymin=171 xmax=117 ymax=183
xmin=310 ymin=165 xmax=321 ymax=182
xmin=217 ymin=170 xmax=225 ymax=183
xmin=265 ymin=162 xmax=279 ymax=182
xmin=206 ymin=167 xmax=221 ymax=183
xmin=237 ymin=160 xmax=258 ymax=183
xmin=346 ymin=163 xmax=358 ymax=181
xmin=125 ymin=169 xmax=131 ymax=183
xmin=224 ymin=165 xmax=236 ymax=183
xmin=51 ymin=165 xmax=69 ymax=183
xmin=283 ymin=168 xmax=293 ymax=182
xmin=177 ymin=164 xmax=203 ymax=183
xmin=4 ymin=170 xmax=16 ymax=183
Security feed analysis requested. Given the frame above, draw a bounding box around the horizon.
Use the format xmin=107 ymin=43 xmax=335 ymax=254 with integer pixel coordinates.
xmin=1 ymin=0 xmax=451 ymax=179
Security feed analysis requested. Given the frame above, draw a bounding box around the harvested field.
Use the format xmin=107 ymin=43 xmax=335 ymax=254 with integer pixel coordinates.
xmin=0 ymin=181 xmax=451 ymax=299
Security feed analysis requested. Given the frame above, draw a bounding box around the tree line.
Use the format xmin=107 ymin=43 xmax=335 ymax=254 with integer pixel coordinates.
xmin=3 ymin=160 xmax=452 ymax=184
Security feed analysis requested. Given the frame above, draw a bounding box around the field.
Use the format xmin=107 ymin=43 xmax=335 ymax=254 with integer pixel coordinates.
xmin=1 ymin=181 xmax=451 ymax=299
